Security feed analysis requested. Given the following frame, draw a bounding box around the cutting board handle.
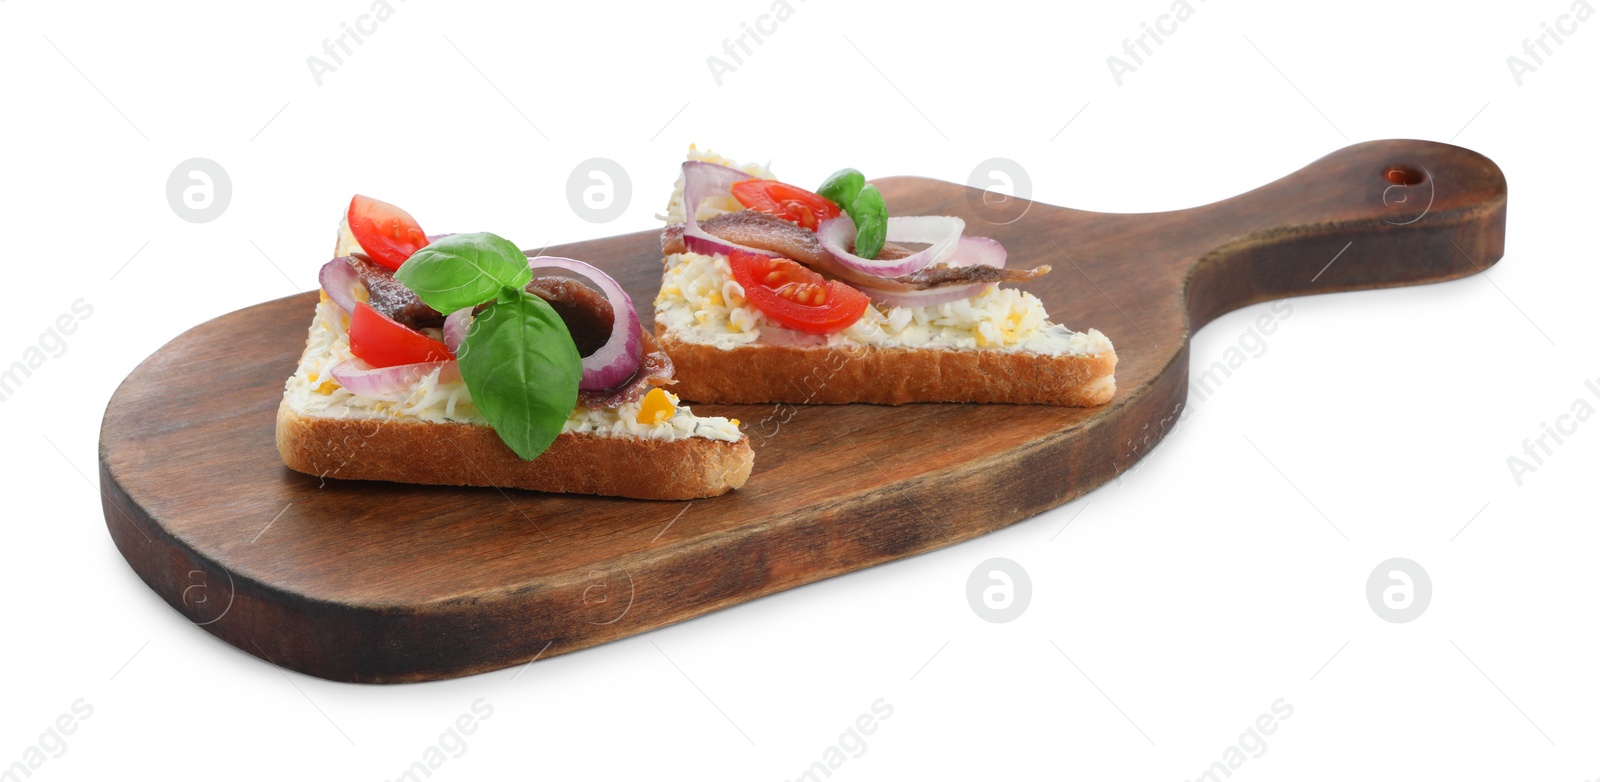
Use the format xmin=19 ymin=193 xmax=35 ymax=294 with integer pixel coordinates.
xmin=1161 ymin=139 xmax=1507 ymax=329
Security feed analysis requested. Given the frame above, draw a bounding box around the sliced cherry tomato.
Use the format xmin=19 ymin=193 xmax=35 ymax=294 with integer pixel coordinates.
xmin=348 ymin=302 xmax=452 ymax=367
xmin=730 ymin=180 xmax=843 ymax=231
xmin=347 ymin=194 xmax=429 ymax=271
xmin=728 ymin=250 xmax=869 ymax=335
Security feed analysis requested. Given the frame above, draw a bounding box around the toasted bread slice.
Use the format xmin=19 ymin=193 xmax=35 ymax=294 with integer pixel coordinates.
xmin=652 ymin=249 xmax=1117 ymax=407
xmin=277 ymin=299 xmax=753 ymax=500
xmin=656 ymin=328 xmax=1116 ymax=406
xmin=654 ymin=148 xmax=1117 ymax=406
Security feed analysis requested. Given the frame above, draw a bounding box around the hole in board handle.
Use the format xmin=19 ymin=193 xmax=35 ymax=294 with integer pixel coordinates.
xmin=1384 ymin=166 xmax=1425 ymax=186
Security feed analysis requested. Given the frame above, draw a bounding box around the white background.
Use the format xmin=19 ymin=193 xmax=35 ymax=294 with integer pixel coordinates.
xmin=2 ymin=0 xmax=1596 ymax=779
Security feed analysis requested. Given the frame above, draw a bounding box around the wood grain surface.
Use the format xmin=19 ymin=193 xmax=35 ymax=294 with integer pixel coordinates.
xmin=99 ymin=140 xmax=1506 ymax=683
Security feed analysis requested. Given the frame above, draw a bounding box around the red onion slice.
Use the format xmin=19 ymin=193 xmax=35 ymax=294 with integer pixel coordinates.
xmin=946 ymin=234 xmax=1008 ymax=269
xmin=816 ymin=215 xmax=964 ymax=279
xmin=863 ymin=236 xmax=1009 ymax=307
xmin=318 ymin=258 xmax=366 ymax=314
xmin=680 ymin=161 xmax=783 ymax=260
xmin=329 ymin=358 xmax=459 ymax=400
xmin=443 ymin=308 xmax=472 ymax=355
xmin=683 ymin=232 xmax=752 ymax=259
xmin=524 ymin=255 xmax=643 ymax=392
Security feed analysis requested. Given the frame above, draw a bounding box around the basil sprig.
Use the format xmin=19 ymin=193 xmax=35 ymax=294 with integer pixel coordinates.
xmin=395 ymin=233 xmax=581 ymax=461
xmin=456 ymin=286 xmax=580 ymax=460
xmin=396 ymin=233 xmax=532 ymax=313
xmin=817 ymin=168 xmax=888 ymax=260
xmin=817 ymin=168 xmax=865 ymax=212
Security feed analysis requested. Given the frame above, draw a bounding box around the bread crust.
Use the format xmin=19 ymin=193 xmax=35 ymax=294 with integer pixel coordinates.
xmin=276 ymin=401 xmax=753 ymax=500
xmin=657 ymin=326 xmax=1117 ymax=406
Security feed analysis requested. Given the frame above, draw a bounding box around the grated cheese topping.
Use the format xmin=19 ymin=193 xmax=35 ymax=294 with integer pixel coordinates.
xmin=283 ymin=298 xmax=742 ymax=442
xmin=655 ymin=251 xmax=1113 ymax=355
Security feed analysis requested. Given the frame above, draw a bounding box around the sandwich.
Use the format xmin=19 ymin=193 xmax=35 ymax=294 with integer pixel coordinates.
xmin=654 ymin=147 xmax=1117 ymax=406
xmin=277 ymin=195 xmax=753 ymax=500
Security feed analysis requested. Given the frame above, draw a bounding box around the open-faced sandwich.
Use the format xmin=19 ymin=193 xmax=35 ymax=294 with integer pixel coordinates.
xmin=655 ymin=147 xmax=1117 ymax=406
xmin=277 ymin=195 xmax=753 ymax=500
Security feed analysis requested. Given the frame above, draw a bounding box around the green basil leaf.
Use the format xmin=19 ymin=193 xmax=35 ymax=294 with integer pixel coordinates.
xmin=816 ymin=168 xmax=865 ymax=213
xmin=850 ymin=184 xmax=888 ymax=260
xmin=395 ymin=232 xmax=533 ymax=314
xmin=457 ymin=287 xmax=581 ymax=460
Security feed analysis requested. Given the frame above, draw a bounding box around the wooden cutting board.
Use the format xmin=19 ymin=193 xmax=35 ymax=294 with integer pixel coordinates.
xmin=99 ymin=140 xmax=1506 ymax=683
